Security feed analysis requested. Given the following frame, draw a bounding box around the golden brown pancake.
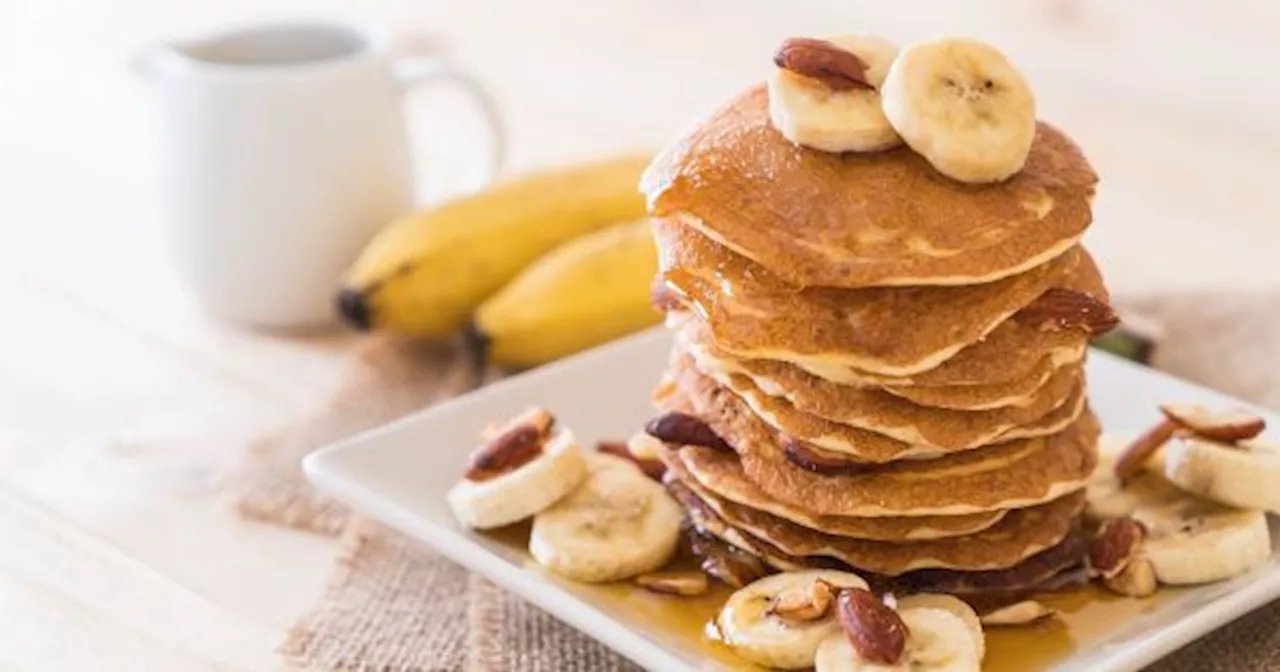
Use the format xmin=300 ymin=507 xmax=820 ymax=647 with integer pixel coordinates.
xmin=685 ymin=478 xmax=1085 ymax=575
xmin=672 ymin=348 xmax=1084 ymax=458
xmin=670 ymin=478 xmax=1089 ymax=594
xmin=673 ymin=312 xmax=1055 ymax=411
xmin=641 ymin=85 xmax=1097 ymax=289
xmin=681 ymin=336 xmax=1080 ymax=447
xmin=660 ymin=444 xmax=1008 ymax=541
xmin=654 ymin=217 xmax=1082 ymax=376
xmin=663 ymin=379 xmax=1099 ymax=516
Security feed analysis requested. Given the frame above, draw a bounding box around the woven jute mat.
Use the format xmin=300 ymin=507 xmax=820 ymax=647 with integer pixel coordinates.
xmin=231 ymin=292 xmax=1280 ymax=671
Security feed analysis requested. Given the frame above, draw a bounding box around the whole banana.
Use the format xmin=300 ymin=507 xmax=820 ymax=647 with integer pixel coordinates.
xmin=472 ymin=218 xmax=660 ymax=369
xmin=337 ymin=154 xmax=651 ymax=336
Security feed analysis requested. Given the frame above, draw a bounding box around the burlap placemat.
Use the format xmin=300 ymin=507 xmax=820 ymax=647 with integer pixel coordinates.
xmin=233 ymin=292 xmax=1280 ymax=671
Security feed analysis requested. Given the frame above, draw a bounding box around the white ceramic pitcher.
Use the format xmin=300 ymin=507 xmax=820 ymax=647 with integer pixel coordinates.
xmin=133 ymin=21 xmax=505 ymax=328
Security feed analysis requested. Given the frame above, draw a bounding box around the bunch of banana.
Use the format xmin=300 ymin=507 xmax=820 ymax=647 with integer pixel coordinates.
xmin=336 ymin=154 xmax=658 ymax=368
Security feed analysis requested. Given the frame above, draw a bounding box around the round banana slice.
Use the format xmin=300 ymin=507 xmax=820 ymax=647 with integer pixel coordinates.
xmin=716 ymin=570 xmax=869 ymax=670
xmin=768 ymin=35 xmax=902 ymax=153
xmin=1134 ymin=498 xmax=1272 ymax=585
xmin=447 ymin=429 xmax=586 ymax=529
xmin=896 ymin=594 xmax=984 ymax=661
xmin=815 ymin=607 xmax=982 ymax=672
xmin=881 ymin=37 xmax=1036 ymax=183
xmin=1164 ymin=436 xmax=1280 ymax=513
xmin=529 ymin=453 xmax=682 ymax=583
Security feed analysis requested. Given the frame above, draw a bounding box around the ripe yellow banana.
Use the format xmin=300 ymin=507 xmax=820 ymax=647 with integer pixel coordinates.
xmin=337 ymin=154 xmax=651 ymax=336
xmin=473 ymin=219 xmax=659 ymax=368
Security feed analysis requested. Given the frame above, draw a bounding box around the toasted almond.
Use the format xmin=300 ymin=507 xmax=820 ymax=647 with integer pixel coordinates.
xmin=837 ymin=588 xmax=908 ymax=665
xmin=644 ymin=412 xmax=733 ymax=452
xmin=596 ymin=440 xmax=666 ymax=481
xmin=464 ymin=419 xmax=551 ymax=482
xmin=1089 ymin=517 xmax=1146 ymax=579
xmin=769 ymin=579 xmax=836 ymax=621
xmin=1160 ymin=404 xmax=1267 ymax=443
xmin=1114 ymin=419 xmax=1178 ymax=480
xmin=773 ymin=37 xmax=873 ymax=91
xmin=1102 ymin=558 xmax=1158 ymax=598
xmin=693 ymin=534 xmax=769 ymax=588
xmin=1015 ymin=288 xmax=1119 ymax=334
xmin=783 ymin=438 xmax=879 ymax=476
xmin=979 ymin=600 xmax=1057 ymax=626
xmin=635 ymin=571 xmax=710 ymax=597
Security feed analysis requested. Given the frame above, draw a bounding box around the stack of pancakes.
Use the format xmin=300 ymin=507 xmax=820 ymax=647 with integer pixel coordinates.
xmin=640 ymin=86 xmax=1113 ymax=595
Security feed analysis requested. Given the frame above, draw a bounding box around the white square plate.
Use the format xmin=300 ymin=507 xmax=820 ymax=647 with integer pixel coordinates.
xmin=305 ymin=327 xmax=1280 ymax=671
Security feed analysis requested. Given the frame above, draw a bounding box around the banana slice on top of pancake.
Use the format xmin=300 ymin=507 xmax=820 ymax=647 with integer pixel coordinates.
xmin=529 ymin=452 xmax=683 ymax=583
xmin=881 ymin=37 xmax=1036 ymax=183
xmin=769 ymin=36 xmax=902 ymax=153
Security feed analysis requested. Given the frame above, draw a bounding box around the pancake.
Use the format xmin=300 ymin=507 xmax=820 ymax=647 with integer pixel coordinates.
xmin=672 ymin=477 xmax=1089 ymax=594
xmin=664 ymin=378 xmax=1099 ymax=516
xmin=674 ymin=312 xmax=1055 ymax=411
xmin=654 ymin=216 xmax=1083 ymax=376
xmin=660 ymin=444 xmax=1009 ymax=541
xmin=672 ymin=348 xmax=1084 ymax=459
xmin=682 ymin=476 xmax=1085 ymax=575
xmin=641 ymin=85 xmax=1097 ymax=289
xmin=682 ymin=335 xmax=1080 ymax=447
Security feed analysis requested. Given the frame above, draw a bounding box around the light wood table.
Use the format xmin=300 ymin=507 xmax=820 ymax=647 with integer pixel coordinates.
xmin=1 ymin=1 xmax=1278 ymax=668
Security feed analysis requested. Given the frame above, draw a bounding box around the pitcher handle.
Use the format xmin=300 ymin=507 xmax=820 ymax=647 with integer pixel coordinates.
xmin=393 ymin=57 xmax=507 ymax=194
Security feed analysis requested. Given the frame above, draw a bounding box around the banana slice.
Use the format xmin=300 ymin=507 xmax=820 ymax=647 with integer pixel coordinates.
xmin=529 ymin=453 xmax=682 ymax=583
xmin=1164 ymin=436 xmax=1280 ymax=513
xmin=716 ymin=570 xmax=869 ymax=670
xmin=768 ymin=35 xmax=902 ymax=153
xmin=896 ymin=594 xmax=984 ymax=660
xmin=815 ymin=606 xmax=982 ymax=672
xmin=881 ymin=38 xmax=1036 ymax=183
xmin=1133 ymin=498 xmax=1272 ymax=585
xmin=447 ymin=428 xmax=586 ymax=529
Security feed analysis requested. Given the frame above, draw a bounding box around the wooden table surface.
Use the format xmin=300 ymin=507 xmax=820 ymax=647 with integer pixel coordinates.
xmin=2 ymin=0 xmax=1279 ymax=668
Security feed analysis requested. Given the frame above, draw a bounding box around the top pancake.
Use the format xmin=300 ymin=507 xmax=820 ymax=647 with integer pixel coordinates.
xmin=655 ymin=217 xmax=1088 ymax=376
xmin=641 ymin=85 xmax=1098 ymax=289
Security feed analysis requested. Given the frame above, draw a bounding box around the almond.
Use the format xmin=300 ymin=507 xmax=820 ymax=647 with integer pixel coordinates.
xmin=783 ymin=438 xmax=879 ymax=475
xmin=635 ymin=571 xmax=709 ymax=597
xmin=773 ymin=37 xmax=872 ymax=91
xmin=644 ymin=412 xmax=733 ymax=452
xmin=596 ymin=440 xmax=666 ymax=481
xmin=692 ymin=534 xmax=769 ymax=588
xmin=1160 ymin=404 xmax=1266 ymax=443
xmin=1089 ymin=517 xmax=1146 ymax=579
xmin=1102 ymin=558 xmax=1158 ymax=598
xmin=769 ymin=579 xmax=836 ymax=621
xmin=979 ymin=600 xmax=1057 ymax=626
xmin=1014 ymin=288 xmax=1119 ymax=334
xmin=464 ymin=421 xmax=549 ymax=482
xmin=837 ymin=588 xmax=908 ymax=665
xmin=1113 ymin=419 xmax=1178 ymax=480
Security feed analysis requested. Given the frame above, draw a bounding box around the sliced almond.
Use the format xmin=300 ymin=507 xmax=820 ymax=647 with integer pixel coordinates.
xmin=635 ymin=571 xmax=710 ymax=597
xmin=979 ymin=600 xmax=1057 ymax=626
xmin=1160 ymin=404 xmax=1266 ymax=443
xmin=1102 ymin=558 xmax=1158 ymax=598
xmin=769 ymin=579 xmax=836 ymax=621
xmin=836 ymin=588 xmax=908 ymax=665
xmin=1089 ymin=517 xmax=1146 ymax=579
xmin=1114 ymin=419 xmax=1178 ymax=480
xmin=596 ymin=440 xmax=666 ymax=481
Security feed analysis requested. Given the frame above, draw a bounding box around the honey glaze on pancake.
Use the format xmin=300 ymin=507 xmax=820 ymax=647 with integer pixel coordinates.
xmin=681 ymin=472 xmax=1086 ymax=574
xmin=672 ymin=347 xmax=1085 ymax=459
xmin=654 ymin=217 xmax=1082 ymax=376
xmin=659 ymin=444 xmax=1009 ymax=541
xmin=682 ymin=335 xmax=1081 ymax=448
xmin=664 ymin=379 xmax=1099 ymax=516
xmin=641 ymin=85 xmax=1098 ymax=289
